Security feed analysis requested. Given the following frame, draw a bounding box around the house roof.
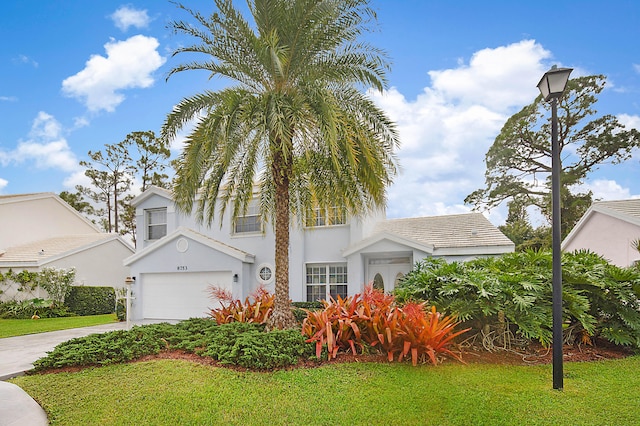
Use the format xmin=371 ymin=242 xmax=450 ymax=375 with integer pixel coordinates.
xmin=377 ymin=213 xmax=513 ymax=249
xmin=562 ymin=198 xmax=640 ymax=247
xmin=123 ymin=226 xmax=255 ymax=266
xmin=0 ymin=234 xmax=134 ymax=267
xmin=590 ymin=199 xmax=640 ymax=224
xmin=130 ymin=186 xmax=173 ymax=207
xmin=0 ymin=192 xmax=102 ymax=233
xmin=344 ymin=212 xmax=514 ymax=256
xmin=0 ymin=192 xmax=51 ymax=202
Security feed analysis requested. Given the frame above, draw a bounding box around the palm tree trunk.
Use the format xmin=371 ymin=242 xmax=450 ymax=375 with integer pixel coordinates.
xmin=267 ymin=146 xmax=298 ymax=330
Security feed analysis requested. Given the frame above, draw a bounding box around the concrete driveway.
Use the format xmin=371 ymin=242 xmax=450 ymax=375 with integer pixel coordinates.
xmin=0 ymin=322 xmax=129 ymax=426
xmin=0 ymin=322 xmax=128 ymax=380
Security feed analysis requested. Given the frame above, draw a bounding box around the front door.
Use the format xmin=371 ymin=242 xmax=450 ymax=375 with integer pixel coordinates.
xmin=367 ymin=258 xmax=412 ymax=293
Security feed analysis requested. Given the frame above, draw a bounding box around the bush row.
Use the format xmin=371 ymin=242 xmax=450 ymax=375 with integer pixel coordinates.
xmin=65 ymin=286 xmax=116 ymax=316
xmin=32 ymin=319 xmax=313 ymax=371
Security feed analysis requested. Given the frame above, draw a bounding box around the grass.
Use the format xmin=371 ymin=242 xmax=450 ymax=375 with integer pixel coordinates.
xmin=0 ymin=314 xmax=118 ymax=338
xmin=10 ymin=356 xmax=640 ymax=425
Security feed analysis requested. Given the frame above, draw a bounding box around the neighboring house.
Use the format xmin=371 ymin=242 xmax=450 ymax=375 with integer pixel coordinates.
xmin=0 ymin=193 xmax=98 ymax=249
xmin=562 ymin=198 xmax=640 ymax=267
xmin=0 ymin=193 xmax=135 ymax=301
xmin=124 ymin=186 xmax=514 ymax=321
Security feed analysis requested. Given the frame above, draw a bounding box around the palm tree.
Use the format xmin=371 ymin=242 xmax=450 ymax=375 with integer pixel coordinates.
xmin=162 ymin=0 xmax=399 ymax=329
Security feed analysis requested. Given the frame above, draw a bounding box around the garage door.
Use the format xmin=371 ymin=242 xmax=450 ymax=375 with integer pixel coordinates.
xmin=141 ymin=271 xmax=232 ymax=320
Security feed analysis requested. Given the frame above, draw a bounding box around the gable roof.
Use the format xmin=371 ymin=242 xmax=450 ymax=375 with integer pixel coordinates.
xmin=344 ymin=212 xmax=514 ymax=256
xmin=0 ymin=234 xmax=134 ymax=267
xmin=563 ymin=198 xmax=640 ymax=247
xmin=0 ymin=192 xmax=101 ymax=233
xmin=124 ymin=226 xmax=255 ymax=266
xmin=130 ymin=186 xmax=173 ymax=207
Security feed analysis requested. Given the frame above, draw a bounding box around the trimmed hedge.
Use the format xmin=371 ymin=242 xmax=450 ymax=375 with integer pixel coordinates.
xmin=66 ymin=286 xmax=116 ymax=316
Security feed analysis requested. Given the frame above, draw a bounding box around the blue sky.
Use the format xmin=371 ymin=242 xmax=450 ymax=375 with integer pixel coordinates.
xmin=1 ymin=0 xmax=639 ymax=226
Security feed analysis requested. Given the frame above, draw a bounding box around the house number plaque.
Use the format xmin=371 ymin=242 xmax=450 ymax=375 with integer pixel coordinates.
xmin=177 ymin=266 xmax=188 ymax=271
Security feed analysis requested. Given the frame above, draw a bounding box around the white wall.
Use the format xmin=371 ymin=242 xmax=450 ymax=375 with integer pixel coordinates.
xmin=563 ymin=212 xmax=640 ymax=267
xmin=1 ymin=195 xmax=99 ymax=249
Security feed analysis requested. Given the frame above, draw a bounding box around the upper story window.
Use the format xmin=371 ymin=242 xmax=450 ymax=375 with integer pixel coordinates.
xmin=234 ymin=199 xmax=262 ymax=234
xmin=306 ymin=206 xmax=347 ymax=228
xmin=146 ymin=208 xmax=167 ymax=240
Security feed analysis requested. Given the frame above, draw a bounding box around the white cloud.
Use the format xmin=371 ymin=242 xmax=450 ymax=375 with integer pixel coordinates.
xmin=618 ymin=113 xmax=640 ymax=130
xmin=0 ymin=96 xmax=18 ymax=102
xmin=110 ymin=6 xmax=151 ymax=32
xmin=634 ymin=64 xmax=640 ymax=74
xmin=572 ymin=179 xmax=640 ymax=202
xmin=61 ymin=35 xmax=166 ymax=112
xmin=427 ymin=40 xmax=551 ymax=110
xmin=372 ymin=40 xmax=552 ymax=223
xmin=63 ymin=170 xmax=91 ymax=190
xmin=0 ymin=112 xmax=79 ymax=172
xmin=0 ymin=177 xmax=7 ymax=192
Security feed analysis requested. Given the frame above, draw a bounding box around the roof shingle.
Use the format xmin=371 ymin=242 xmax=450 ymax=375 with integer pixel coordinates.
xmin=374 ymin=213 xmax=513 ymax=249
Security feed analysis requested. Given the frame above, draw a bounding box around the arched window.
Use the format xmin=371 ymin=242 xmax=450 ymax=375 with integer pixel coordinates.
xmin=394 ymin=273 xmax=405 ymax=287
xmin=373 ymin=273 xmax=384 ymax=291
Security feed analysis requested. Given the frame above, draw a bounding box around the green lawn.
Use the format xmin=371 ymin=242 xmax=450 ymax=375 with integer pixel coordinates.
xmin=11 ymin=356 xmax=640 ymax=425
xmin=0 ymin=314 xmax=119 ymax=338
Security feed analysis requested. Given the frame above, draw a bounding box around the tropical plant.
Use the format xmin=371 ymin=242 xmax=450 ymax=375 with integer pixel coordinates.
xmin=301 ymin=293 xmax=369 ymax=359
xmin=395 ymin=251 xmax=640 ymax=349
xmin=302 ymin=286 xmax=468 ymax=365
xmin=161 ymin=0 xmax=399 ymax=329
xmin=208 ymin=285 xmax=274 ymax=324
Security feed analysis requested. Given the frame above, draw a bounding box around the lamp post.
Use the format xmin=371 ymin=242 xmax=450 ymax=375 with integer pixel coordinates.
xmin=124 ymin=276 xmax=134 ymax=330
xmin=537 ymin=65 xmax=573 ymax=390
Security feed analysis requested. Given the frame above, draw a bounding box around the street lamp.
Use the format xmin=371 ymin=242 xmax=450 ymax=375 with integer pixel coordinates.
xmin=124 ymin=276 xmax=135 ymax=330
xmin=537 ymin=65 xmax=572 ymax=390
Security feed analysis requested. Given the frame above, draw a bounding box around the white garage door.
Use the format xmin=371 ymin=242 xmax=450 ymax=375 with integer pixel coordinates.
xmin=141 ymin=271 xmax=232 ymax=320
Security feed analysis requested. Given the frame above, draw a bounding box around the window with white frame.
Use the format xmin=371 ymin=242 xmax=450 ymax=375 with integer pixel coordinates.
xmin=256 ymin=263 xmax=274 ymax=286
xmin=234 ymin=199 xmax=262 ymax=234
xmin=306 ymin=206 xmax=347 ymax=227
xmin=146 ymin=208 xmax=167 ymax=240
xmin=306 ymin=264 xmax=348 ymax=302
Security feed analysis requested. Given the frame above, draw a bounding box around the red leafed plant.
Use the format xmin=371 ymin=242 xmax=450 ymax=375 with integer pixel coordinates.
xmin=396 ymin=303 xmax=470 ymax=366
xmin=302 ymin=284 xmax=469 ymax=365
xmin=301 ymin=294 xmax=369 ymax=359
xmin=208 ymin=285 xmax=274 ymax=324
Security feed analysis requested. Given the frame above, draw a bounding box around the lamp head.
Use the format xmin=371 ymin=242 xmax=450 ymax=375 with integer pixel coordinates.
xmin=537 ymin=65 xmax=573 ymax=101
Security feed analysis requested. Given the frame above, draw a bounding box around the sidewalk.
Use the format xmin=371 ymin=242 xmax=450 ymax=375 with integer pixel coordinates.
xmin=0 ymin=322 xmax=129 ymax=426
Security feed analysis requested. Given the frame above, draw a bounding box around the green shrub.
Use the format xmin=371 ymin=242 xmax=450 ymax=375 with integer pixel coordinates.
xmin=395 ymin=250 xmax=640 ymax=349
xmin=167 ymin=318 xmax=225 ymax=352
xmin=201 ymin=322 xmax=313 ymax=369
xmin=0 ymin=299 xmax=74 ymax=319
xmin=66 ymin=286 xmax=116 ymax=316
xmin=31 ymin=318 xmax=312 ymax=372
xmin=32 ymin=324 xmax=176 ymax=371
xmin=291 ymin=301 xmax=323 ymax=309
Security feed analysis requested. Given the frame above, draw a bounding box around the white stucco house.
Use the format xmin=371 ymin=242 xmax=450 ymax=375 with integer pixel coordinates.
xmin=562 ymin=198 xmax=640 ymax=267
xmin=0 ymin=193 xmax=135 ymax=301
xmin=124 ymin=186 xmax=514 ymax=321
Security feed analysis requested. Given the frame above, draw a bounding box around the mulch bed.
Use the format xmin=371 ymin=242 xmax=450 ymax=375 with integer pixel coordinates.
xmin=459 ymin=341 xmax=634 ymax=365
xmin=33 ymin=341 xmax=634 ymax=376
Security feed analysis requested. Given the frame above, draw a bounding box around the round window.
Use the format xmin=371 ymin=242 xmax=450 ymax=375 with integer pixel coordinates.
xmin=256 ymin=263 xmax=274 ymax=285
